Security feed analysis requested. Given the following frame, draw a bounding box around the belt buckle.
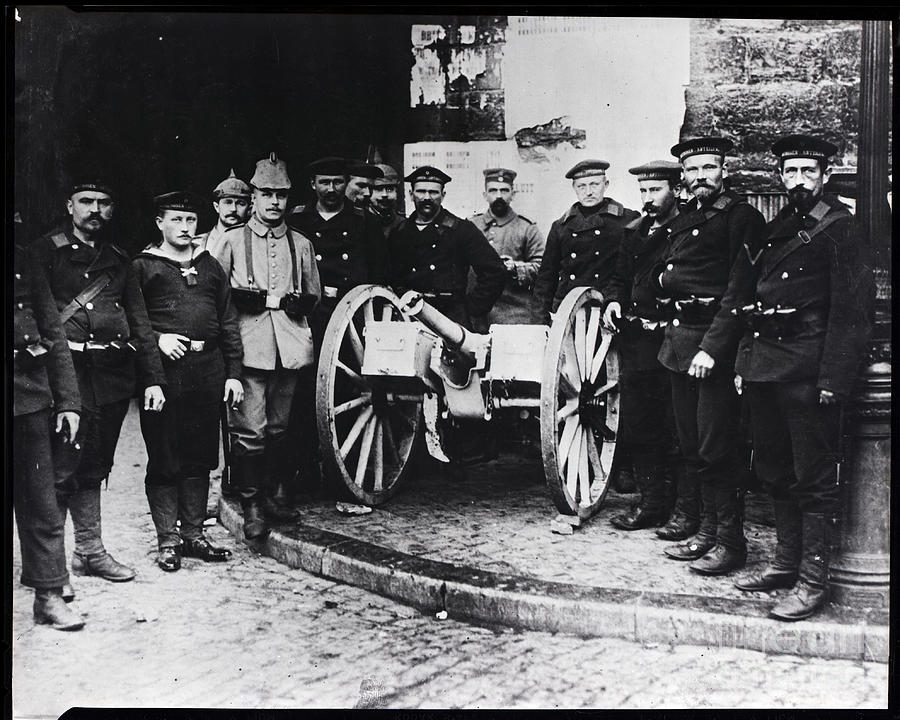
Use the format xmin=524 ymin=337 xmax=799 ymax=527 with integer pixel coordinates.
xmin=189 ymin=340 xmax=205 ymax=352
xmin=265 ymin=293 xmax=282 ymax=310
xmin=324 ymin=286 xmax=338 ymax=299
xmin=799 ymin=230 xmax=812 ymax=244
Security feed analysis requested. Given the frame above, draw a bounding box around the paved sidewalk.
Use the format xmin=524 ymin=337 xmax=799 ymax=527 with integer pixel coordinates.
xmin=218 ymin=443 xmax=889 ymax=663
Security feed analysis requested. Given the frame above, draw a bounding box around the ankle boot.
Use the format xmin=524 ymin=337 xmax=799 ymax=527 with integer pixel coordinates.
xmin=664 ymin=480 xmax=716 ymax=560
xmin=68 ymin=487 xmax=136 ymax=581
xmin=72 ymin=550 xmax=136 ymax=582
xmin=690 ymin=487 xmax=747 ymax=575
xmin=610 ymin=455 xmax=668 ymax=530
xmin=735 ymin=497 xmax=801 ymax=591
xmin=236 ymin=453 xmax=268 ymax=539
xmin=769 ymin=512 xmax=831 ymax=621
xmin=34 ymin=588 xmax=84 ymax=631
xmin=657 ymin=464 xmax=700 ymax=541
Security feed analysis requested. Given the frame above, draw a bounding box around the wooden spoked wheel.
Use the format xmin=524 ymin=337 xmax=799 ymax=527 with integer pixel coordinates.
xmin=316 ymin=285 xmax=422 ymax=505
xmin=540 ymin=287 xmax=620 ymax=518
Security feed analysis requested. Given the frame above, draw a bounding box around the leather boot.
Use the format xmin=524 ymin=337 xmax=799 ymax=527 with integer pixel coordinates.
xmin=734 ymin=498 xmax=801 ymax=591
xmin=610 ymin=445 xmax=636 ymax=493
xmin=769 ymin=512 xmax=831 ymax=621
xmin=265 ymin=437 xmax=302 ymax=521
xmin=610 ymin=454 xmax=668 ymax=530
xmin=664 ymin=481 xmax=716 ymax=560
xmin=690 ymin=487 xmax=747 ymax=575
xmin=68 ymin=487 xmax=135 ymax=581
xmin=34 ymin=588 xmax=84 ymax=631
xmin=146 ymin=482 xmax=180 ymax=551
xmin=178 ymin=474 xmax=211 ymax=542
xmin=236 ymin=453 xmax=267 ymax=540
xmin=657 ymin=464 xmax=700 ymax=541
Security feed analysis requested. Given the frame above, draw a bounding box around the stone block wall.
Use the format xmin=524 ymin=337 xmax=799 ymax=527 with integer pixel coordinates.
xmin=683 ymin=18 xmax=872 ymax=193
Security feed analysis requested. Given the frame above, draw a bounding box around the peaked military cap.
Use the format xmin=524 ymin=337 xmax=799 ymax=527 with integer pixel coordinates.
xmin=565 ymin=160 xmax=610 ymax=179
xmin=404 ymin=165 xmax=452 ymax=185
xmin=628 ymin=160 xmax=683 ymax=182
xmin=771 ymin=134 xmax=838 ymax=164
xmin=347 ymin=162 xmax=385 ymax=180
xmin=373 ymin=163 xmax=400 ymax=186
xmin=671 ymin=137 xmax=734 ymax=162
xmin=307 ymin=156 xmax=347 ymax=176
xmin=251 ymin=152 xmax=291 ymax=190
xmin=154 ymin=191 xmax=200 ymax=215
xmin=213 ymin=168 xmax=251 ymax=199
xmin=70 ymin=178 xmax=115 ymax=197
xmin=483 ymin=167 xmax=517 ymax=184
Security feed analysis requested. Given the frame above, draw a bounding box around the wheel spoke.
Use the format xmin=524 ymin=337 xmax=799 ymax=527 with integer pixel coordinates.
xmin=346 ymin=320 xmax=365 ymax=367
xmin=340 ymin=406 xmax=374 ymax=460
xmin=592 ymin=378 xmax=618 ymax=398
xmin=559 ymin=370 xmax=579 ymax=399
xmin=557 ymin=397 xmax=579 ymax=422
xmin=578 ymin=427 xmax=591 ymax=507
xmin=364 ymin=299 xmax=375 ymax=325
xmin=584 ymin=429 xmax=605 ymax=482
xmin=382 ymin=415 xmax=401 ymax=466
xmin=561 ymin=334 xmax=582 ymax=393
xmin=588 ymin=331 xmax=613 ymax=384
xmin=336 ymin=360 xmax=369 ymax=390
xmin=334 ymin=394 xmax=371 ymax=416
xmin=584 ymin=307 xmax=600 ymax=377
xmin=557 ymin=416 xmax=579 ymax=473
xmin=372 ymin=419 xmax=384 ymax=491
xmin=565 ymin=426 xmax=583 ymax=499
xmin=574 ymin=307 xmax=587 ymax=380
xmin=353 ymin=414 xmax=377 ymax=486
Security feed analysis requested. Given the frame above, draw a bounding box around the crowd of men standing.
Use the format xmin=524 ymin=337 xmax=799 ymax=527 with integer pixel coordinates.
xmin=12 ymin=133 xmax=870 ymax=633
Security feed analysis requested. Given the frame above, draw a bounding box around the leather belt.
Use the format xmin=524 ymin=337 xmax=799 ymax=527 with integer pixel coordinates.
xmin=184 ymin=339 xmax=215 ymax=352
xmin=624 ymin=315 xmax=668 ymax=331
xmin=68 ymin=339 xmax=136 ymax=353
xmin=323 ymin=285 xmax=339 ymax=299
xmin=13 ymin=341 xmax=51 ymax=359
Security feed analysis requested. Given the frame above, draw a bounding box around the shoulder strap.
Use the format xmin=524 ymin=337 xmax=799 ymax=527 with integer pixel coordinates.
xmin=58 ymin=271 xmax=115 ymax=325
xmin=285 ymin=228 xmax=300 ymax=292
xmin=243 ymin=225 xmax=256 ymax=288
xmin=50 ymin=231 xmax=69 ymax=249
xmin=761 ymin=210 xmax=847 ymax=275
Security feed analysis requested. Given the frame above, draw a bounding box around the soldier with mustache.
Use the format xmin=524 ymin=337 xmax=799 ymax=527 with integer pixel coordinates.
xmin=197 ymin=169 xmax=251 ymax=256
xmin=653 ymin=137 xmax=766 ymax=576
xmin=29 ymin=176 xmax=167 ymax=595
xmin=729 ymin=135 xmax=870 ymax=620
xmin=367 ymin=163 xmax=405 ymax=239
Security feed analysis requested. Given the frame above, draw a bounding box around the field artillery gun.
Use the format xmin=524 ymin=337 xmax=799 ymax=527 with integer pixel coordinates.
xmin=315 ymin=284 xmax=621 ymax=519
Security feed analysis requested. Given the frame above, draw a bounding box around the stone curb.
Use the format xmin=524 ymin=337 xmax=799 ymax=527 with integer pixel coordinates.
xmin=219 ymin=499 xmax=888 ymax=663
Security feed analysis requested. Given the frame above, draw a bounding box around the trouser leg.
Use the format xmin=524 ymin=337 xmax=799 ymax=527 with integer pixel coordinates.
xmin=145 ymin=477 xmax=180 ymax=549
xmin=178 ymin=469 xmax=210 ymax=542
xmin=14 ymin=409 xmax=69 ymax=590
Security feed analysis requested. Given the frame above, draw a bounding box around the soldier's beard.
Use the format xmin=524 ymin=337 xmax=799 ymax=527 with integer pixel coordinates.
xmin=490 ymin=198 xmax=510 ymax=217
xmin=788 ymin=186 xmax=818 ymax=212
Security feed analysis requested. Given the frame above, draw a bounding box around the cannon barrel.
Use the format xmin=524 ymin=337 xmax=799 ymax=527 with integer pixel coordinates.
xmin=398 ymin=291 xmax=490 ymax=357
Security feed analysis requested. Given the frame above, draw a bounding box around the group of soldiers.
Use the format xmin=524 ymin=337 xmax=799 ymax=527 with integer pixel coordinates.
xmin=12 ymin=132 xmax=870 ymax=632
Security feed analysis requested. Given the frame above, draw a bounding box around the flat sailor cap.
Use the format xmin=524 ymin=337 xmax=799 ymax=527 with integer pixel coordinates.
xmin=347 ymin=162 xmax=385 ymax=180
xmin=483 ymin=167 xmax=517 ymax=184
xmin=771 ymin=134 xmax=838 ymax=163
xmin=250 ymin=152 xmax=291 ymax=190
xmin=154 ymin=191 xmax=200 ymax=214
xmin=628 ymin=160 xmax=683 ymax=181
xmin=565 ymin=159 xmax=609 ymax=179
xmin=404 ymin=165 xmax=452 ymax=185
xmin=307 ymin=156 xmax=348 ymax=176
xmin=671 ymin=137 xmax=734 ymax=162
xmin=70 ymin=179 xmax=114 ymax=197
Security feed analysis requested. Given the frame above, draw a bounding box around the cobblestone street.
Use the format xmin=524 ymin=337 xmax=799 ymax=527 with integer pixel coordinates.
xmin=12 ymin=405 xmax=889 ymax=714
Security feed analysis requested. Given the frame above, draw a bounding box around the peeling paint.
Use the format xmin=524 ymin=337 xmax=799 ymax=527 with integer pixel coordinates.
xmin=412 ymin=24 xmax=446 ymax=48
xmin=447 ymin=47 xmax=488 ymax=92
xmin=459 ymin=25 xmax=476 ymax=44
xmin=514 ymin=116 xmax=586 ymax=149
xmin=410 ymin=47 xmax=446 ymax=107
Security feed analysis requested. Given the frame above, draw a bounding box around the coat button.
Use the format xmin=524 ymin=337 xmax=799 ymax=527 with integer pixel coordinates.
xmin=271 ymin=252 xmax=276 ymax=257
xmin=23 ymin=334 xmax=30 ymax=341
xmin=411 ymin=267 xmax=417 ymax=272
xmin=429 ymin=264 xmax=436 ymax=270
xmin=342 ymin=253 xmax=349 ymax=261
xmin=117 ymin=333 xmax=123 ymax=339
xmin=17 ymin=302 xmax=23 ymax=309
xmin=84 ymin=273 xmax=90 ymax=279
xmin=342 ymin=231 xmax=348 ymax=236
xmin=781 ymin=271 xmax=789 ymax=280
xmin=571 ymin=232 xmax=577 ymax=237
xmin=72 ymin=243 xmax=79 ymax=249
xmin=315 ymin=254 xmax=322 ymax=261
xmin=593 ymin=273 xmax=599 ymax=278
xmin=570 ymin=252 xmax=577 ymax=259
xmin=667 ymin=263 xmax=674 ymax=270
xmin=672 ymin=319 xmax=680 ymax=327
xmin=431 ymin=244 xmax=436 ymax=249
xmin=667 ymin=228 xmax=672 ymax=233
xmin=753 ymin=331 xmax=760 ymax=338
xmin=86 ymin=302 xmax=94 ymax=310
xmin=594 ymin=229 xmax=601 ymax=235
xmin=798 ymin=267 xmax=803 ymax=271
xmin=15 ymin=273 xmax=21 ymax=280
xmin=315 ymin=232 xmax=322 ymax=238
xmin=767 ymin=242 xmax=772 ymax=248
xmin=569 ymin=274 xmax=576 ymax=280
xmin=594 ymin=250 xmax=600 ymax=256
xmin=692 ymin=229 xmax=699 ymax=236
